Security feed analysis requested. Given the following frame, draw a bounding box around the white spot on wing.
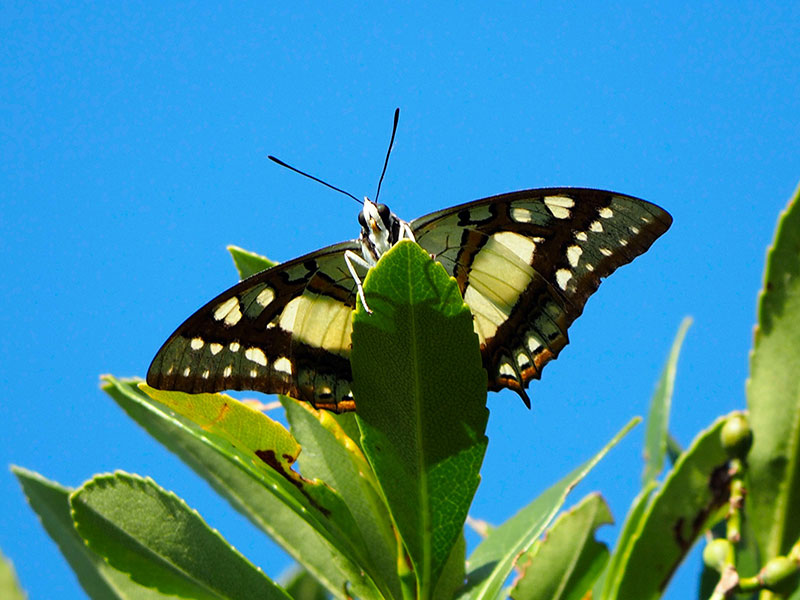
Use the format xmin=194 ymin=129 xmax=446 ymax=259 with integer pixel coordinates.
xmin=223 ymin=365 xmax=233 ymax=378
xmin=229 ymin=341 xmax=240 ymax=352
xmin=556 ymin=268 xmax=573 ymax=290
xmin=526 ymin=334 xmax=542 ymax=353
xmin=499 ymin=362 xmax=516 ymax=377
xmin=599 ymin=248 xmax=612 ymax=257
xmin=567 ymin=245 xmax=582 ymax=267
xmin=256 ymin=287 xmax=275 ymax=307
xmin=245 ymin=347 xmax=268 ymax=367
xmin=544 ymin=196 xmax=573 ymax=219
xmin=599 ymin=207 xmax=613 ymax=219
xmin=274 ymin=356 xmax=292 ymax=375
xmin=590 ymin=221 xmax=603 ymax=233
xmin=182 ymin=366 xmax=191 ymax=377
xmin=575 ymin=231 xmax=588 ymax=242
xmin=545 ymin=195 xmax=575 ymax=207
xmin=190 ymin=337 xmax=204 ymax=350
xmin=202 ymin=370 xmax=210 ymax=379
xmin=224 ymin=304 xmax=242 ymax=326
xmin=511 ymin=207 xmax=534 ymax=223
xmin=629 ymin=225 xmax=640 ymax=234
xmin=213 ymin=297 xmax=240 ymax=322
xmin=210 ymin=343 xmax=223 ymax=355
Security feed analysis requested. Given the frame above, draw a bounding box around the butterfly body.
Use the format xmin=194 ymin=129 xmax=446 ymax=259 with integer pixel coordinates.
xmin=147 ymin=188 xmax=671 ymax=412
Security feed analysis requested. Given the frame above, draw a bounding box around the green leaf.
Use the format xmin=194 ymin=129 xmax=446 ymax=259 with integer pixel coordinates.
xmin=0 ymin=546 xmax=26 ymax=600
xmin=70 ymin=472 xmax=291 ymax=600
xmin=747 ymin=182 xmax=800 ymax=560
xmin=595 ymin=480 xmax=657 ymax=600
xmin=12 ymin=466 xmax=172 ymax=599
xmin=280 ymin=566 xmax=330 ymax=600
xmin=607 ymin=414 xmax=733 ymax=600
xmin=433 ymin=534 xmax=467 ymax=600
xmin=138 ymin=384 xmax=376 ymax=585
xmin=281 ymin=396 xmax=401 ymax=600
xmin=665 ymin=434 xmax=683 ymax=466
xmin=228 ymin=245 xmax=277 ymax=279
xmin=643 ymin=316 xmax=692 ymax=485
xmin=101 ymin=376 xmax=381 ymax=600
xmin=458 ymin=418 xmax=639 ymax=600
xmin=511 ymin=493 xmax=613 ymax=600
xmin=350 ymin=240 xmax=489 ymax=599
xmin=140 ymin=384 xmax=300 ymax=473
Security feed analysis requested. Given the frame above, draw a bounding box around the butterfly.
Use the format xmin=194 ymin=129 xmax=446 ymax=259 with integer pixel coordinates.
xmin=147 ymin=112 xmax=672 ymax=412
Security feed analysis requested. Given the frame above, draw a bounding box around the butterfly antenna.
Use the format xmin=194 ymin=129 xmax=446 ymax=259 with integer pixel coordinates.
xmin=268 ymin=155 xmax=362 ymax=205
xmin=375 ymin=108 xmax=400 ymax=203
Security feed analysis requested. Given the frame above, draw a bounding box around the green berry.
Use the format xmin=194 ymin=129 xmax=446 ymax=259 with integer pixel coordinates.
xmin=703 ymin=538 xmax=733 ymax=572
xmin=721 ymin=413 xmax=753 ymax=460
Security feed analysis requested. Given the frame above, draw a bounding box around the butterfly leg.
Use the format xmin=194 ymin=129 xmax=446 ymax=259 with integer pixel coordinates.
xmin=344 ymin=250 xmax=374 ymax=314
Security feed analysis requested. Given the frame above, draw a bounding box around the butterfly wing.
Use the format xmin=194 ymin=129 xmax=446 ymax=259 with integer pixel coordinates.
xmin=412 ymin=188 xmax=672 ymax=406
xmin=146 ymin=241 xmax=362 ymax=412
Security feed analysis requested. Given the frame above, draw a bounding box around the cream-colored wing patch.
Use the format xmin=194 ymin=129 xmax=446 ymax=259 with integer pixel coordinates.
xmin=278 ymin=293 xmax=353 ymax=356
xmin=492 ymin=231 xmax=537 ymax=265
xmin=463 ymin=234 xmax=535 ymax=343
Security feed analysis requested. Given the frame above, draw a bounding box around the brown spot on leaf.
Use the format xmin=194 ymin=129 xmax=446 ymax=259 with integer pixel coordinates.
xmin=662 ymin=461 xmax=732 ymax=590
xmin=255 ymin=449 xmax=331 ymax=516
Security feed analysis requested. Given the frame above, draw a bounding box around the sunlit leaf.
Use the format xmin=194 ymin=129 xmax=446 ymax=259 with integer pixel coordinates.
xmin=747 ymin=182 xmax=800 ymax=560
xmin=351 ymin=240 xmax=489 ymax=599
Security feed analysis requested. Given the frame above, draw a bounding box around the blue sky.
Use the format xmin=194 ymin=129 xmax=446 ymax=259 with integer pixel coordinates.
xmin=2 ymin=3 xmax=799 ymax=598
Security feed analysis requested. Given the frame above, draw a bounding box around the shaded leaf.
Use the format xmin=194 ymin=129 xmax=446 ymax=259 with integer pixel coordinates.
xmin=280 ymin=566 xmax=331 ymax=600
xmin=511 ymin=493 xmax=612 ymax=600
xmin=101 ymin=377 xmax=381 ymax=600
xmin=608 ymin=414 xmax=733 ymax=600
xmin=228 ymin=245 xmax=277 ymax=279
xmin=747 ymin=182 xmax=800 ymax=559
xmin=458 ymin=418 xmax=639 ymax=600
xmin=433 ymin=534 xmax=467 ymax=600
xmin=643 ymin=316 xmax=692 ymax=485
xmin=595 ymin=480 xmax=657 ymax=600
xmin=281 ymin=397 xmax=401 ymax=599
xmin=351 ymin=240 xmax=489 ymax=598
xmin=666 ymin=434 xmax=682 ymax=466
xmin=71 ymin=472 xmax=291 ymax=599
xmin=12 ymin=466 xmax=171 ymax=599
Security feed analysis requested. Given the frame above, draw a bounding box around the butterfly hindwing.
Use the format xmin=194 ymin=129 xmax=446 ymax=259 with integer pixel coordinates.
xmin=411 ymin=188 xmax=672 ymax=405
xmin=146 ymin=241 xmax=362 ymax=412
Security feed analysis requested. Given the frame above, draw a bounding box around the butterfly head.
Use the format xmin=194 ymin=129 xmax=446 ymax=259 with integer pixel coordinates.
xmin=358 ymin=198 xmax=400 ymax=259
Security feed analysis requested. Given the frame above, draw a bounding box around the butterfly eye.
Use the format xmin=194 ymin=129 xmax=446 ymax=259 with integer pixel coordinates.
xmin=376 ymin=203 xmax=391 ymax=225
xmin=358 ymin=211 xmax=367 ymax=228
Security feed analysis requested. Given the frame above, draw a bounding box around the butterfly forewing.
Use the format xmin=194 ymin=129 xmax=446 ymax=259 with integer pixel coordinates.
xmin=411 ymin=188 xmax=672 ymax=406
xmin=146 ymin=241 xmax=362 ymax=412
